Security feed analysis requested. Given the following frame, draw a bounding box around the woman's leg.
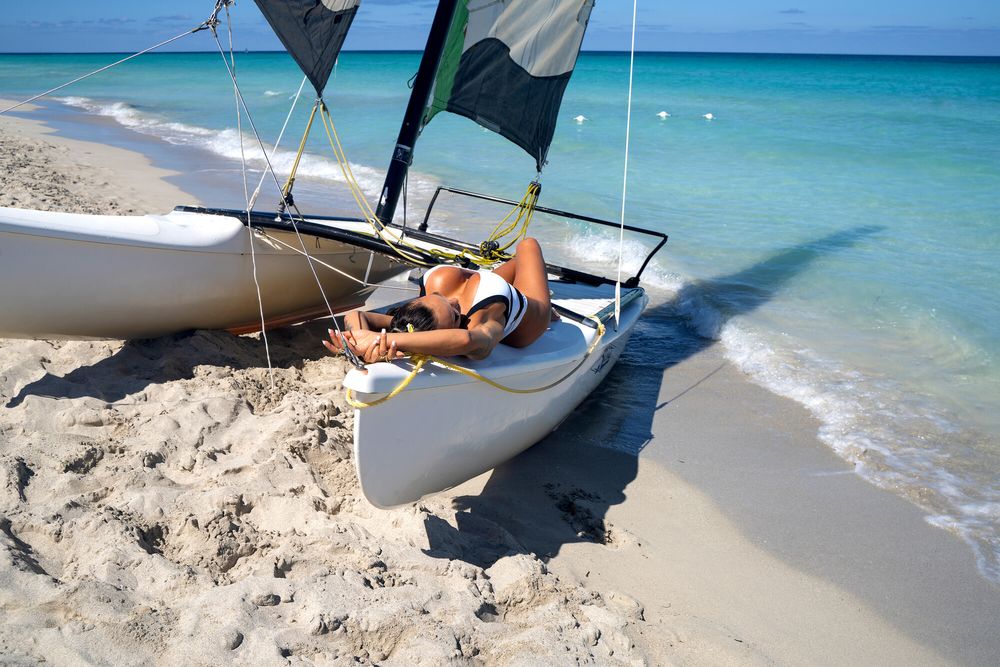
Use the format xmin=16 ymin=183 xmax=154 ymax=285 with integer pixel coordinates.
xmin=492 ymin=238 xmax=552 ymax=347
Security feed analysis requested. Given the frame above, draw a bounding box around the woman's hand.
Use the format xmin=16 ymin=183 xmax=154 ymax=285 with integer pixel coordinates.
xmin=323 ymin=328 xmax=402 ymax=364
xmin=357 ymin=328 xmax=401 ymax=364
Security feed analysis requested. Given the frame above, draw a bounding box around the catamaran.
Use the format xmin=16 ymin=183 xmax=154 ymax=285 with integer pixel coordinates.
xmin=0 ymin=0 xmax=665 ymax=507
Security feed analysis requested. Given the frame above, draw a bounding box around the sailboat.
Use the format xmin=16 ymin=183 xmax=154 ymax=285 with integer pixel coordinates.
xmin=0 ymin=0 xmax=666 ymax=507
xmin=332 ymin=0 xmax=665 ymax=507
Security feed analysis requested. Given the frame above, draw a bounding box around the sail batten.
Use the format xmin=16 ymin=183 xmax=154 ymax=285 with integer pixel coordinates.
xmin=253 ymin=0 xmax=361 ymax=96
xmin=425 ymin=0 xmax=595 ymax=171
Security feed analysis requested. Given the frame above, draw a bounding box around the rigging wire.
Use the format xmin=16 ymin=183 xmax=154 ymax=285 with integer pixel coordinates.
xmin=319 ymin=105 xmax=431 ymax=265
xmin=0 ymin=11 xmax=223 ymax=116
xmin=254 ymin=231 xmax=418 ymax=292
xmin=208 ymin=37 xmax=331 ymax=311
xmin=280 ymin=101 xmax=321 ymax=208
xmin=615 ymin=0 xmax=639 ymax=329
xmin=207 ymin=27 xmax=365 ymax=369
xmin=221 ymin=4 xmax=275 ymax=391
xmin=248 ymin=76 xmax=308 ymax=211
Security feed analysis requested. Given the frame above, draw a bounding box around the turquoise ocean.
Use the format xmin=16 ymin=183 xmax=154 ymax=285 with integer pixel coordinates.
xmin=2 ymin=50 xmax=999 ymax=583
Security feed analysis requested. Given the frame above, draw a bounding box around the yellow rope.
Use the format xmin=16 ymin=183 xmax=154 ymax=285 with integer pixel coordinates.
xmin=281 ymin=101 xmax=320 ymax=201
xmin=345 ymin=356 xmax=428 ymax=408
xmin=346 ymin=316 xmax=606 ymax=408
xmin=482 ymin=181 xmax=540 ymax=258
xmin=317 ymin=103 xmax=540 ymax=269
xmin=319 ymin=103 xmax=437 ymax=266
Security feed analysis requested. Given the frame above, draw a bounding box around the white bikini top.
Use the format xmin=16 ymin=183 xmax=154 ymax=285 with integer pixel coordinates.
xmin=420 ymin=265 xmax=528 ymax=338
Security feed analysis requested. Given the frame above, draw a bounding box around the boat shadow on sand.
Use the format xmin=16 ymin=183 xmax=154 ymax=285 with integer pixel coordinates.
xmin=5 ymin=323 xmax=332 ymax=409
xmin=423 ymin=225 xmax=883 ymax=569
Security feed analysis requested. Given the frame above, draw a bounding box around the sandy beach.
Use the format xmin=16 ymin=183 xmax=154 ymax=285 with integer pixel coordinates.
xmin=2 ymin=104 xmax=999 ymax=665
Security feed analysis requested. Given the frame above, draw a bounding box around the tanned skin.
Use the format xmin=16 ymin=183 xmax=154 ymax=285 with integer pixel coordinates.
xmin=324 ymin=237 xmax=553 ymax=364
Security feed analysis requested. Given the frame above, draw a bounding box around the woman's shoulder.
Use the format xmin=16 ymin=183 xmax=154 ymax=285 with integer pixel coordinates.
xmin=431 ymin=264 xmax=466 ymax=275
xmin=424 ymin=264 xmax=470 ymax=277
xmin=422 ymin=264 xmax=472 ymax=292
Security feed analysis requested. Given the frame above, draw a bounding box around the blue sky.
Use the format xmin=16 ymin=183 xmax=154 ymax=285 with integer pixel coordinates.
xmin=1 ymin=1 xmax=998 ymax=56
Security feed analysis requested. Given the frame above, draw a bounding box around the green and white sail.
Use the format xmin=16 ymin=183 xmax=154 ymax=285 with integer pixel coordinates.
xmin=253 ymin=0 xmax=361 ymax=96
xmin=425 ymin=0 xmax=595 ymax=172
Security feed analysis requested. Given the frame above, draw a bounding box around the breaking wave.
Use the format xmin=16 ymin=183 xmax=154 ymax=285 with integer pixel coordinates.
xmin=560 ymin=223 xmax=1000 ymax=584
xmin=564 ymin=230 xmax=683 ymax=294
xmin=57 ymin=96 xmax=391 ymax=197
xmin=625 ymin=261 xmax=1000 ymax=584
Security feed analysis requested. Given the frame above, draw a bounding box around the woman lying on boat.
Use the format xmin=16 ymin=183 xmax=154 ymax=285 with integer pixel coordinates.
xmin=324 ymin=237 xmax=554 ymax=363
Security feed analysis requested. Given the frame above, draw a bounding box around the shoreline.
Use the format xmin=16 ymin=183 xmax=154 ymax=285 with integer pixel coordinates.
xmin=0 ymin=101 xmax=195 ymax=215
xmin=2 ymin=101 xmax=999 ymax=664
xmin=26 ymin=96 xmax=386 ymax=218
xmin=444 ymin=336 xmax=1000 ymax=665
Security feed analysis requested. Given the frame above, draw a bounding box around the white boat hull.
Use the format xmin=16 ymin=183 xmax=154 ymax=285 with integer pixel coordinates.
xmin=347 ymin=283 xmax=647 ymax=508
xmin=0 ymin=207 xmax=406 ymax=339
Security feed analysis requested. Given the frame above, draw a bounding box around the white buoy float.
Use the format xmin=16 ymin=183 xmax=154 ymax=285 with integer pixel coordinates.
xmin=703 ymin=113 xmax=714 ymax=120
xmin=657 ymin=111 xmax=670 ymax=119
xmin=573 ymin=114 xmax=588 ymax=123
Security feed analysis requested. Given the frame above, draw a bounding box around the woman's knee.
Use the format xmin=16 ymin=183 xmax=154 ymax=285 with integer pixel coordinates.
xmin=517 ymin=237 xmax=541 ymax=255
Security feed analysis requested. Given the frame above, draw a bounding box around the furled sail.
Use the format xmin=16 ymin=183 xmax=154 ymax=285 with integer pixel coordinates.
xmin=424 ymin=0 xmax=595 ymax=171
xmin=253 ymin=0 xmax=361 ymax=96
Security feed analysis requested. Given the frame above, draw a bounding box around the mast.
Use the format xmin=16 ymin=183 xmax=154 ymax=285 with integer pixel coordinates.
xmin=375 ymin=0 xmax=459 ymax=228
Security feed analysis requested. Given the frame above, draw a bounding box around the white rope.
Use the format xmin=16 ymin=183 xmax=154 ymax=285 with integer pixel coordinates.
xmin=227 ymin=7 xmax=250 ymax=208
xmin=256 ymin=230 xmax=419 ymax=292
xmin=0 ymin=25 xmax=209 ymax=115
xmin=248 ymin=76 xmax=308 ymax=211
xmin=207 ymin=43 xmax=362 ymax=368
xmin=614 ymin=0 xmax=639 ymax=329
xmin=221 ymin=5 xmax=275 ymax=390
xmin=210 ymin=37 xmax=340 ymax=322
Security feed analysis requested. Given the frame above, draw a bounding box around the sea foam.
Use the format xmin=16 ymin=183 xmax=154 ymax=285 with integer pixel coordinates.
xmin=57 ymin=96 xmax=388 ymax=197
xmin=718 ymin=316 xmax=1000 ymax=583
xmin=570 ymin=232 xmax=1000 ymax=585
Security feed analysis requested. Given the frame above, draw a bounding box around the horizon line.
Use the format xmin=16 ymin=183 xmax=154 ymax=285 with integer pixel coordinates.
xmin=1 ymin=49 xmax=999 ymax=59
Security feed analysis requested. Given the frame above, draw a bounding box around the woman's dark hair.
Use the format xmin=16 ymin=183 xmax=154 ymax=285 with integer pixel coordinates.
xmin=388 ymin=300 xmax=437 ymax=333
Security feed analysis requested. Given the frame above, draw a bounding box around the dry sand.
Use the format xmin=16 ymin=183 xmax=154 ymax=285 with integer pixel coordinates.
xmin=3 ymin=103 xmax=998 ymax=666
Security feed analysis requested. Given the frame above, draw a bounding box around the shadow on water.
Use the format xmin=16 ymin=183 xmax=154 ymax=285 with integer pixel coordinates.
xmin=423 ymin=225 xmax=883 ymax=568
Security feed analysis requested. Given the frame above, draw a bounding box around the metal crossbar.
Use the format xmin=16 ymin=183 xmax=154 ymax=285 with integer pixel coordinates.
xmin=416 ymin=186 xmax=668 ymax=287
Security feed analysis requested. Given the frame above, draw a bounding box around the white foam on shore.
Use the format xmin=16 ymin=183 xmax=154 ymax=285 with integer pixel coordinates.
xmin=717 ymin=317 xmax=1000 ymax=583
xmin=57 ymin=96 xmax=389 ymax=197
xmin=599 ymin=251 xmax=1000 ymax=583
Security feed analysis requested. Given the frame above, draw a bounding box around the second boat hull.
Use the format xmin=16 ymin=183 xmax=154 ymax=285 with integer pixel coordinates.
xmin=0 ymin=207 xmax=406 ymax=339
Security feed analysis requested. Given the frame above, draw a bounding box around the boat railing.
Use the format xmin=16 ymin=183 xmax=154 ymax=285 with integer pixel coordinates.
xmin=177 ymin=197 xmax=667 ymax=290
xmin=414 ymin=186 xmax=668 ymax=288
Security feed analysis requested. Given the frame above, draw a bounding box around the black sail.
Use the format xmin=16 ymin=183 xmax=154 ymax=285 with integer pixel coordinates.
xmin=425 ymin=0 xmax=596 ymax=172
xmin=253 ymin=0 xmax=361 ymax=96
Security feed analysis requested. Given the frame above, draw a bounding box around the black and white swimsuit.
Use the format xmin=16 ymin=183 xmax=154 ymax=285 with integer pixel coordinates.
xmin=420 ymin=265 xmax=529 ymax=338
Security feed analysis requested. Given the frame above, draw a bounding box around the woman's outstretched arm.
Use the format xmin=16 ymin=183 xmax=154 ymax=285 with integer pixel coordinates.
xmin=325 ymin=319 xmax=505 ymax=363
xmin=343 ymin=309 xmax=393 ymax=333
